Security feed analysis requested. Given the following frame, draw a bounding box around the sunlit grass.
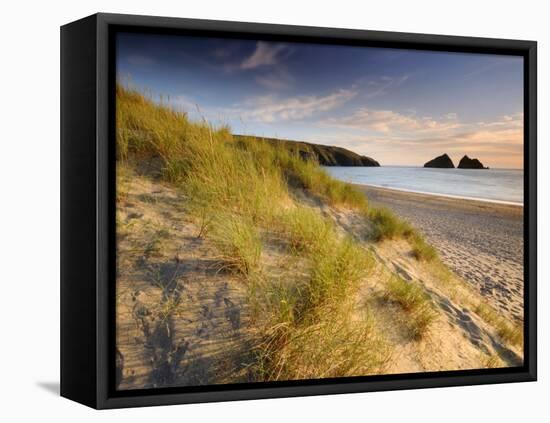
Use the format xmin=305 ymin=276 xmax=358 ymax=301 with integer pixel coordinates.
xmin=383 ymin=275 xmax=437 ymax=339
xmin=410 ymin=234 xmax=438 ymax=261
xmin=210 ymin=215 xmax=263 ymax=276
xmin=369 ymin=207 xmax=414 ymax=241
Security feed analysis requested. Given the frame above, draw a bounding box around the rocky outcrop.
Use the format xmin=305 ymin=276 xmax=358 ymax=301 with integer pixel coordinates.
xmin=458 ymin=155 xmax=488 ymax=169
xmin=234 ymin=135 xmax=380 ymax=166
xmin=424 ymin=153 xmax=455 ymax=168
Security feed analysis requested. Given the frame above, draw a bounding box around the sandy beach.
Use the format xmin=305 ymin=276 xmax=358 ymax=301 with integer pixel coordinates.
xmin=358 ymin=184 xmax=524 ymax=322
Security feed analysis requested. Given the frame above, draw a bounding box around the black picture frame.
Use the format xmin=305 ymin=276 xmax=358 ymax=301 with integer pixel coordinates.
xmin=61 ymin=12 xmax=537 ymax=409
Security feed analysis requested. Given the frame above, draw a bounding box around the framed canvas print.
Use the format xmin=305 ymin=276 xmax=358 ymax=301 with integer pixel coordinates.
xmin=60 ymin=13 xmax=537 ymax=409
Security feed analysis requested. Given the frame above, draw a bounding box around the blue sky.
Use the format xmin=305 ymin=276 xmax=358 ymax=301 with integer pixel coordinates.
xmin=117 ymin=32 xmax=524 ymax=168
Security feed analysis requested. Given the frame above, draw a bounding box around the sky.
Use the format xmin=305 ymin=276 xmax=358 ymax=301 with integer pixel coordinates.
xmin=116 ymin=32 xmax=524 ymax=169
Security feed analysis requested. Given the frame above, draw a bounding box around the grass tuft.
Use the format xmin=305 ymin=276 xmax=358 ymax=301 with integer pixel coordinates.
xmin=368 ymin=207 xmax=438 ymax=262
xmin=369 ymin=207 xmax=414 ymax=241
xmin=383 ymin=275 xmax=437 ymax=339
xmin=276 ymin=207 xmax=334 ymax=254
xmin=256 ymin=310 xmax=390 ymax=381
xmin=300 ymin=237 xmax=372 ymax=320
xmin=210 ymin=215 xmax=263 ymax=276
xmin=410 ymin=234 xmax=438 ymax=261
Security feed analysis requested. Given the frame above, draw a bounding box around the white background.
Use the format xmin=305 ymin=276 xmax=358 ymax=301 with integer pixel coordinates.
xmin=1 ymin=0 xmax=547 ymax=420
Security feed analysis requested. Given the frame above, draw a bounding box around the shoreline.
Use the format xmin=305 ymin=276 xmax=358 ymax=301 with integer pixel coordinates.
xmin=354 ymin=183 xmax=523 ymax=207
xmin=357 ymin=183 xmax=524 ymax=321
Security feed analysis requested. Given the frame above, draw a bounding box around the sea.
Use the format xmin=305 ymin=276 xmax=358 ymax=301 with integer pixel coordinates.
xmin=324 ymin=166 xmax=524 ymax=205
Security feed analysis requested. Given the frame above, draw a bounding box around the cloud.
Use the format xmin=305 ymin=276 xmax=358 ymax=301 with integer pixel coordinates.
xmin=463 ymin=60 xmax=511 ymax=80
xmin=324 ymin=108 xmax=460 ymax=133
xmin=362 ymin=75 xmax=409 ymax=99
xmin=478 ymin=112 xmax=523 ymax=128
xmin=229 ymin=88 xmax=357 ymax=123
xmin=161 ymin=87 xmax=357 ymax=126
xmin=240 ymin=42 xmax=289 ymax=70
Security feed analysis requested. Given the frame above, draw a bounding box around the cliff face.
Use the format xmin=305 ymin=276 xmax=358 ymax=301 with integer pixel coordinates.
xmin=305 ymin=143 xmax=380 ymax=166
xmin=458 ymin=155 xmax=487 ymax=169
xmin=235 ymin=135 xmax=380 ymax=167
xmin=424 ymin=154 xmax=455 ymax=168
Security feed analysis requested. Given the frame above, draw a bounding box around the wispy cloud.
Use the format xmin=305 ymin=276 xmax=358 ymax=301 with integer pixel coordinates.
xmin=241 ymin=74 xmax=412 ymax=127
xmin=225 ymin=88 xmax=357 ymax=123
xmin=162 ymin=87 xmax=357 ymax=125
xmin=463 ymin=60 xmax=507 ymax=80
xmin=362 ymin=75 xmax=409 ymax=99
xmin=240 ymin=42 xmax=289 ymax=70
xmin=324 ymin=108 xmax=460 ymax=133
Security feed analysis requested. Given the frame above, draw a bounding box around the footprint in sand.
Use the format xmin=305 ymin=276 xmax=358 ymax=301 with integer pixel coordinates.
xmin=223 ymin=298 xmax=241 ymax=330
xmin=392 ymin=261 xmax=413 ymax=281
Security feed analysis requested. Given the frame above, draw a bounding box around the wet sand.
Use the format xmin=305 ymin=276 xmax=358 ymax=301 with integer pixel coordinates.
xmin=358 ymin=184 xmax=524 ymax=322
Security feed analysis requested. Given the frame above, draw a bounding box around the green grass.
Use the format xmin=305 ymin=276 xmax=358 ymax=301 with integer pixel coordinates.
xmin=295 ymin=164 xmax=368 ymax=208
xmin=369 ymin=207 xmax=414 ymax=241
xmin=368 ymin=206 xmax=438 ymax=262
xmin=383 ymin=275 xmax=437 ymax=339
xmin=255 ymin=310 xmax=390 ymax=381
xmin=302 ymin=237 xmax=371 ymax=318
xmin=276 ymin=207 xmax=334 ymax=254
xmin=251 ymin=225 xmax=383 ymax=379
xmin=210 ymin=215 xmax=262 ymax=276
xmin=410 ymin=234 xmax=438 ymax=261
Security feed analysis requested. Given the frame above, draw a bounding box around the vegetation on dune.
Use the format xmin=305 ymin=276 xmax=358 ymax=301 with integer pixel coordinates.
xmin=253 ymin=235 xmax=390 ymax=380
xmin=256 ymin=309 xmax=390 ymax=381
xmin=383 ymin=275 xmax=437 ymax=339
xmin=369 ymin=207 xmax=414 ymax=241
xmin=210 ymin=214 xmax=263 ymax=276
xmin=276 ymin=207 xmax=334 ymax=254
xmin=300 ymin=236 xmax=372 ymax=320
xmin=116 ymin=84 xmax=392 ymax=378
xmin=409 ymin=234 xmax=438 ymax=262
xmin=368 ymin=207 xmax=437 ymax=262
